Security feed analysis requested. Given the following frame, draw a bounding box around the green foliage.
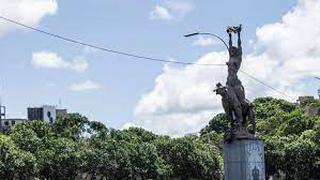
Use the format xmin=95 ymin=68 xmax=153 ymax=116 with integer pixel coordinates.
xmin=0 ymin=113 xmax=224 ymax=179
xmin=201 ymin=97 xmax=320 ymax=179
xmin=283 ymin=138 xmax=320 ymax=180
xmin=200 ymin=113 xmax=229 ymax=135
xmin=88 ymin=120 xmax=108 ymax=137
xmin=299 ymin=98 xmax=320 ymax=107
xmin=277 ymin=110 xmax=316 ymax=136
xmin=254 ymin=97 xmax=297 ymax=119
xmin=155 ymin=135 xmax=223 ymax=179
xmin=53 ymin=113 xmax=90 ymax=139
xmin=0 ymin=135 xmax=37 ymax=179
xmin=37 ymin=137 xmax=82 ymax=179
xmin=10 ymin=124 xmax=42 ymax=153
xmin=1 ymin=97 xmax=319 ymax=179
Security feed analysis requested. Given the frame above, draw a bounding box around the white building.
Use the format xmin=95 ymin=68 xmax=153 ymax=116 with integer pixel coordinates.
xmin=28 ymin=105 xmax=67 ymax=123
xmin=0 ymin=105 xmax=68 ymax=133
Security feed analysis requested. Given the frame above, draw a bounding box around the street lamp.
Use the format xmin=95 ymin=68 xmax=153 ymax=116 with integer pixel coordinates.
xmin=184 ymin=32 xmax=229 ymax=51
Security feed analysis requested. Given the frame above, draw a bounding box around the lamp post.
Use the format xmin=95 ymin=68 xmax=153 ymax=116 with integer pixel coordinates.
xmin=187 ymin=27 xmax=266 ymax=180
xmin=184 ymin=32 xmax=229 ymax=51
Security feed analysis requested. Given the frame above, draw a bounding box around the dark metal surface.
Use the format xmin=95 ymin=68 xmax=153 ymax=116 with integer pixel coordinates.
xmin=215 ymin=25 xmax=257 ymax=141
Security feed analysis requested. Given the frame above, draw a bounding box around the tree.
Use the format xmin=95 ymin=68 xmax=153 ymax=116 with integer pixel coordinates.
xmin=200 ymin=113 xmax=229 ymax=135
xmin=0 ymin=135 xmax=37 ymax=179
xmin=1 ymin=96 xmax=318 ymax=179
xmin=80 ymin=137 xmax=132 ymax=179
xmin=10 ymin=123 xmax=42 ymax=153
xmin=53 ymin=113 xmax=90 ymax=139
xmin=156 ymin=135 xmax=223 ymax=179
xmin=283 ymin=138 xmax=319 ymax=180
xmin=201 ymin=97 xmax=320 ymax=179
xmin=36 ymin=137 xmax=82 ymax=179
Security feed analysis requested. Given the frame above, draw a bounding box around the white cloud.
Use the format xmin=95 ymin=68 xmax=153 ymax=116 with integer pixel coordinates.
xmin=134 ymin=53 xmax=227 ymax=117
xmin=69 ymin=80 xmax=100 ymax=92
xmin=0 ymin=0 xmax=58 ymax=36
xmin=121 ymin=122 xmax=141 ymax=130
xmin=164 ymin=0 xmax=194 ymax=14
xmin=150 ymin=6 xmax=173 ymax=20
xmin=32 ymin=51 xmax=88 ymax=72
xmin=192 ymin=36 xmax=216 ymax=47
xmin=133 ymin=52 xmax=227 ymax=136
xmin=149 ymin=0 xmax=194 ymax=21
xmin=134 ymin=0 xmax=320 ymax=136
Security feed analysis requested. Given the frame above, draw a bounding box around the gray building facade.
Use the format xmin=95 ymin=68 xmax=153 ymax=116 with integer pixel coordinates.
xmin=28 ymin=105 xmax=67 ymax=123
xmin=0 ymin=118 xmax=26 ymax=132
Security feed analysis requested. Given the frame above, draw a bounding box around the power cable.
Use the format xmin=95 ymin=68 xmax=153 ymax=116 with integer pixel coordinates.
xmin=0 ymin=15 xmax=225 ymax=67
xmin=0 ymin=15 xmax=293 ymax=99
xmin=239 ymin=69 xmax=294 ymax=100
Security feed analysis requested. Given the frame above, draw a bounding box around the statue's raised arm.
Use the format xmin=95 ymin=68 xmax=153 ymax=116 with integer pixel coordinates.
xmin=237 ymin=24 xmax=242 ymax=50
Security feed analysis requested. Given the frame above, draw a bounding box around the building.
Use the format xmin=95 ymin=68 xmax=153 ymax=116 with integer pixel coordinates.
xmin=297 ymin=96 xmax=315 ymax=104
xmin=0 ymin=118 xmax=26 ymax=132
xmin=56 ymin=109 xmax=68 ymax=117
xmin=28 ymin=105 xmax=67 ymax=123
xmin=0 ymin=105 xmax=6 ymax=119
xmin=297 ymin=96 xmax=320 ymax=116
xmin=0 ymin=105 xmax=69 ymax=133
xmin=0 ymin=105 xmax=26 ymax=132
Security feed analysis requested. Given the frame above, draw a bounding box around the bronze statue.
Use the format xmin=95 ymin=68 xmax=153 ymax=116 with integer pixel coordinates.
xmin=214 ymin=83 xmax=243 ymax=131
xmin=227 ymin=25 xmax=242 ymax=76
xmin=242 ymin=99 xmax=256 ymax=134
xmin=226 ymin=25 xmax=247 ymax=107
xmin=214 ymin=83 xmax=256 ymax=137
xmin=215 ymin=25 xmax=257 ymax=140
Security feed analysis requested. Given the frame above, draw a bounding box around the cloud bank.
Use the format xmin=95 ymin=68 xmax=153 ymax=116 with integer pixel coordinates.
xmin=0 ymin=0 xmax=58 ymax=36
xmin=132 ymin=0 xmax=320 ymax=136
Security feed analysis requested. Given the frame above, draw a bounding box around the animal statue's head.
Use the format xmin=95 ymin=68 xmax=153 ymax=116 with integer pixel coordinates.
xmin=214 ymin=83 xmax=227 ymax=96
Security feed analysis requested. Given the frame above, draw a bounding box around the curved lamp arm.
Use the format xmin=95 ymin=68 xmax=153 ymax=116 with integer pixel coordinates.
xmin=184 ymin=32 xmax=229 ymax=51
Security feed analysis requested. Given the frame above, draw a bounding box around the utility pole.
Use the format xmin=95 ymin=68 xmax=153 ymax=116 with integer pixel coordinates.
xmin=0 ymin=82 xmax=3 ymax=131
xmin=315 ymin=77 xmax=320 ymax=99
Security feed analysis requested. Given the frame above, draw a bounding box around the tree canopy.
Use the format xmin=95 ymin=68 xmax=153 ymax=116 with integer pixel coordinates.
xmin=201 ymin=97 xmax=320 ymax=180
xmin=0 ymin=97 xmax=319 ymax=179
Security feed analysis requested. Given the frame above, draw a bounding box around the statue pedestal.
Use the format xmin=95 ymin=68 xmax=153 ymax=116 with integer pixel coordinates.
xmin=224 ymin=139 xmax=265 ymax=180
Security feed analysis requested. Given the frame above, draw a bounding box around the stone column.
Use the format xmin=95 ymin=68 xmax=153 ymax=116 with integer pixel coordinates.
xmin=224 ymin=139 xmax=265 ymax=180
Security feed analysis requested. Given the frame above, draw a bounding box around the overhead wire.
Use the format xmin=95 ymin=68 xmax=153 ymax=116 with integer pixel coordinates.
xmin=239 ymin=69 xmax=294 ymax=100
xmin=0 ymin=15 xmax=225 ymax=67
xmin=0 ymin=15 xmax=293 ymax=99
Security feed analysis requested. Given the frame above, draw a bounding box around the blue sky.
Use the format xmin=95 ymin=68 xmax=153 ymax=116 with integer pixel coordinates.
xmin=2 ymin=0 xmax=319 ymax=135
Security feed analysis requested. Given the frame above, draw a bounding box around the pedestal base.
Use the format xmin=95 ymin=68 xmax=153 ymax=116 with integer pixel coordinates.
xmin=224 ymin=139 xmax=265 ymax=180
